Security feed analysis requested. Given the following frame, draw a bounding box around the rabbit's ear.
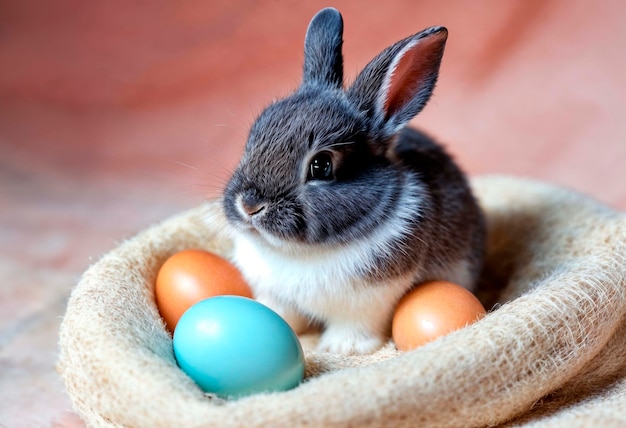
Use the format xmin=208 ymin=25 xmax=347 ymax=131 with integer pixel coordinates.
xmin=302 ymin=8 xmax=344 ymax=88
xmin=348 ymin=27 xmax=447 ymax=137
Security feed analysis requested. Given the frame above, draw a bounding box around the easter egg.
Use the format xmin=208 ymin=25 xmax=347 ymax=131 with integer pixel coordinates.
xmin=173 ymin=296 xmax=305 ymax=399
xmin=155 ymin=249 xmax=253 ymax=332
xmin=392 ymin=280 xmax=486 ymax=351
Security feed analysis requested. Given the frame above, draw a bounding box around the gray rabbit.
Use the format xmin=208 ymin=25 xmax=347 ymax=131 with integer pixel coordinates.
xmin=222 ymin=8 xmax=485 ymax=355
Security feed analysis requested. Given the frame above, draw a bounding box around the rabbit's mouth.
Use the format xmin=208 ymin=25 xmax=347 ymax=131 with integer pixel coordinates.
xmin=225 ymin=191 xmax=306 ymax=242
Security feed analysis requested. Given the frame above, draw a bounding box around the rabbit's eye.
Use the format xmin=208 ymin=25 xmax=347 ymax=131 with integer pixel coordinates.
xmin=309 ymin=152 xmax=334 ymax=181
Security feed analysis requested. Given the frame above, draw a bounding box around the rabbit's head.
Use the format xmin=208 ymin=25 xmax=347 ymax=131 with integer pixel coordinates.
xmin=223 ymin=8 xmax=447 ymax=249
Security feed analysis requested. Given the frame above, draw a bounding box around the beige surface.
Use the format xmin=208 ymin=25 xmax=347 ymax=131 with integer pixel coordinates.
xmin=58 ymin=176 xmax=626 ymax=427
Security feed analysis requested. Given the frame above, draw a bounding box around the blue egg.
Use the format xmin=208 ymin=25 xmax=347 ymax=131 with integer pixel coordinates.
xmin=173 ymin=296 xmax=305 ymax=399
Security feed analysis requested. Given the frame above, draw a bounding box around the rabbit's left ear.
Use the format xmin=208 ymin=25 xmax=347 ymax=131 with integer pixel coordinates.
xmin=302 ymin=8 xmax=344 ymax=88
xmin=348 ymin=27 xmax=447 ymax=137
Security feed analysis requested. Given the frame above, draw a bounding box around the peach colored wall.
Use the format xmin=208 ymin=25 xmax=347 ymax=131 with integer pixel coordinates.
xmin=1 ymin=0 xmax=625 ymax=207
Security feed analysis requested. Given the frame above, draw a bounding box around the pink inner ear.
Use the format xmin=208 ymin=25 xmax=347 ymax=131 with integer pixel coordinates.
xmin=383 ymin=31 xmax=447 ymax=119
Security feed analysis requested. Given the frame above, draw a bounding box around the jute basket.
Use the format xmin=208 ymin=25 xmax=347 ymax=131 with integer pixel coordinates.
xmin=58 ymin=175 xmax=626 ymax=427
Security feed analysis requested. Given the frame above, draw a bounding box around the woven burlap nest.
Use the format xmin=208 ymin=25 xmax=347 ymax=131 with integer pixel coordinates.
xmin=57 ymin=175 xmax=626 ymax=427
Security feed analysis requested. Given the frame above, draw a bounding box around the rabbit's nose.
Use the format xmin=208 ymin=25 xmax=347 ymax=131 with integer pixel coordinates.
xmin=238 ymin=192 xmax=267 ymax=217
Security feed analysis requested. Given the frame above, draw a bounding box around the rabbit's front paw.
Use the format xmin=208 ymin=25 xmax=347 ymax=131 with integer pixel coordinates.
xmin=316 ymin=324 xmax=384 ymax=355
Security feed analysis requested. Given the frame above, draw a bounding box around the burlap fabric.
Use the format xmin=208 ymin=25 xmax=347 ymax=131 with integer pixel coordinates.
xmin=57 ymin=175 xmax=626 ymax=427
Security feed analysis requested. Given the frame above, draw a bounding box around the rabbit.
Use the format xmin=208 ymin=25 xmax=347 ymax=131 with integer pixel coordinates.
xmin=221 ymin=7 xmax=485 ymax=355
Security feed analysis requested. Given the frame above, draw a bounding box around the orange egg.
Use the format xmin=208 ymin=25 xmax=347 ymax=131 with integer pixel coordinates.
xmin=155 ymin=249 xmax=253 ymax=333
xmin=392 ymin=280 xmax=486 ymax=351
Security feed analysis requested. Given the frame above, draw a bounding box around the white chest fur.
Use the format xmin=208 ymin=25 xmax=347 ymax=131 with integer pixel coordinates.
xmin=230 ymin=232 xmax=415 ymax=325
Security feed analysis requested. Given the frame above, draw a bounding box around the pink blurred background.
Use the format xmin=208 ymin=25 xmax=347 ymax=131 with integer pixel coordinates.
xmin=1 ymin=1 xmax=625 ymax=426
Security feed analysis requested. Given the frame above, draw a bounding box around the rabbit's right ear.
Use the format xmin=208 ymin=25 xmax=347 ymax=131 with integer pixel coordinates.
xmin=347 ymin=27 xmax=447 ymax=139
xmin=302 ymin=8 xmax=344 ymax=89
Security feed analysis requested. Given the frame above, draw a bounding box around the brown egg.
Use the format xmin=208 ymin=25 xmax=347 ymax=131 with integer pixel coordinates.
xmin=155 ymin=249 xmax=253 ymax=333
xmin=392 ymin=280 xmax=486 ymax=351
